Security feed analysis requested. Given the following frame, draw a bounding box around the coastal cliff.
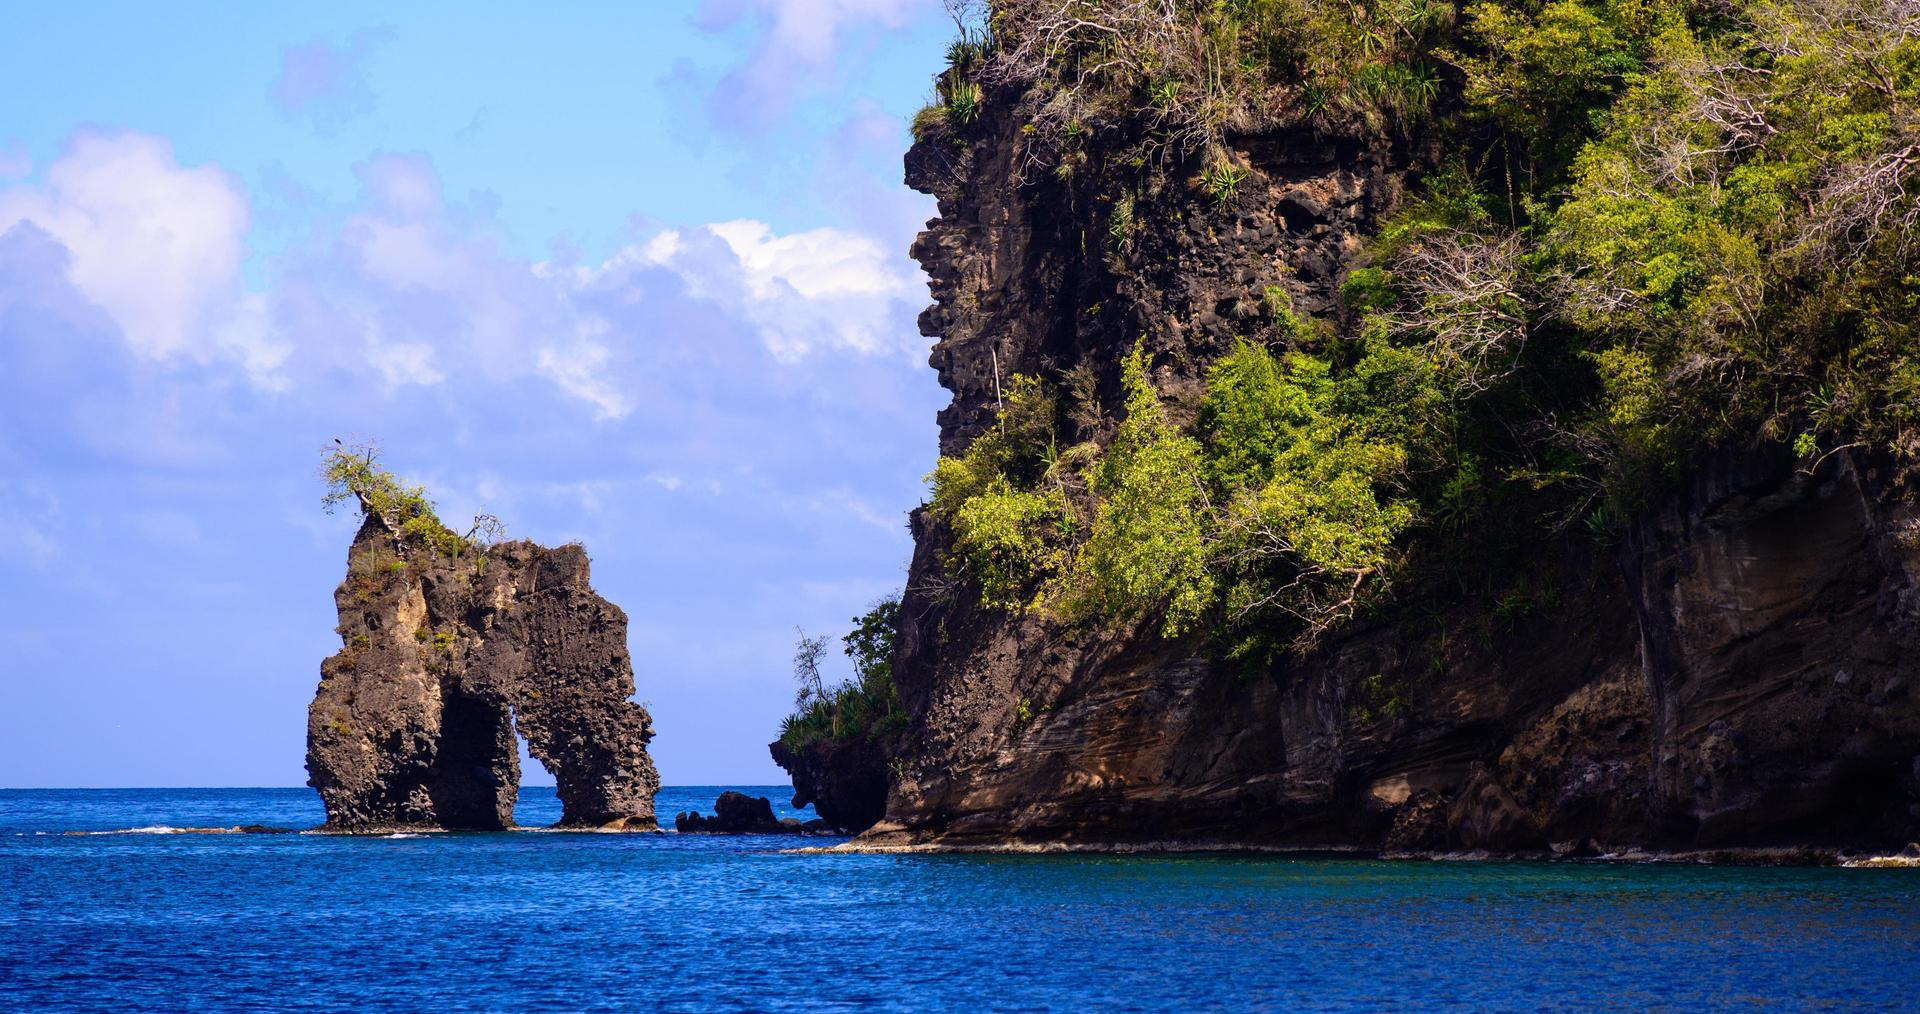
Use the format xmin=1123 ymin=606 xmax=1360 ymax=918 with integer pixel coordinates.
xmin=776 ymin=1 xmax=1920 ymax=855
xmin=307 ymin=457 xmax=658 ymax=832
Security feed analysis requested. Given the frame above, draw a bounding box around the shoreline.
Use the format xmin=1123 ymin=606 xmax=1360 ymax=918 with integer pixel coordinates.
xmin=37 ymin=820 xmax=1920 ymax=867
xmin=792 ymin=837 xmax=1920 ymax=868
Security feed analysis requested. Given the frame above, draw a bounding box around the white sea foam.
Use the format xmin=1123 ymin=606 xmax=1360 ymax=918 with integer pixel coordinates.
xmin=63 ymin=825 xmax=192 ymax=835
xmin=1846 ymin=853 xmax=1920 ymax=868
xmin=71 ymin=825 xmax=234 ymax=836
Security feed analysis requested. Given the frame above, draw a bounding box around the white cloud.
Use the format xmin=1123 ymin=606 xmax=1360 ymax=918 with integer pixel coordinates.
xmin=368 ymin=341 xmax=443 ymax=386
xmin=357 ymin=152 xmax=441 ymax=218
xmin=639 ymin=219 xmax=920 ymax=359
xmin=214 ymin=294 xmax=292 ymax=391
xmin=0 ymin=132 xmax=262 ymax=369
xmin=538 ymin=337 xmax=631 ymax=420
xmin=0 ymin=136 xmax=925 ymax=420
xmin=728 ymin=0 xmax=918 ymax=63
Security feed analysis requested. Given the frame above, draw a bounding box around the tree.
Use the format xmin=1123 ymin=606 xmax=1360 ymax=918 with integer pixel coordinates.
xmin=791 ymin=629 xmax=829 ymax=709
xmin=844 ymin=596 xmax=901 ymax=695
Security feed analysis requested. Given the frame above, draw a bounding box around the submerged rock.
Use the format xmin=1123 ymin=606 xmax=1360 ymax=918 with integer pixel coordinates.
xmin=306 ymin=511 xmax=659 ymax=832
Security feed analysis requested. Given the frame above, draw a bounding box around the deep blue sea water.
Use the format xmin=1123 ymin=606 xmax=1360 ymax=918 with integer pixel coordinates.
xmin=4 ymin=788 xmax=1919 ymax=1011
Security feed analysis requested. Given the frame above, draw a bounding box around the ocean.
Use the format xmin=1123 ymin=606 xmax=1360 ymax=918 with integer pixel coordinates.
xmin=3 ymin=787 xmax=1917 ymax=1011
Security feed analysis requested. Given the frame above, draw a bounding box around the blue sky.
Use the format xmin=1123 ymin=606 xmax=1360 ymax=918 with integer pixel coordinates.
xmin=0 ymin=1 xmax=959 ymax=787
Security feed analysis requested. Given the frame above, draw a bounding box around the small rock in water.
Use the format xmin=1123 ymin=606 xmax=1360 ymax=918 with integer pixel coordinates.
xmin=675 ymin=791 xmax=832 ymax=834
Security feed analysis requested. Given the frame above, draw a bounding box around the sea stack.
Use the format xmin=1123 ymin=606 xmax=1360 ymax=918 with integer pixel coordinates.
xmin=306 ymin=486 xmax=658 ymax=832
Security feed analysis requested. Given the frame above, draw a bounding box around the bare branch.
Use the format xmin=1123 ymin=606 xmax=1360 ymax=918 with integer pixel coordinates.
xmin=1383 ymin=229 xmax=1533 ymax=392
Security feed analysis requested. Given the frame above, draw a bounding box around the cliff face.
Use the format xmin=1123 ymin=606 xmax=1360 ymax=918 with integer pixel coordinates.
xmin=306 ymin=515 xmax=659 ymax=832
xmin=778 ymin=80 xmax=1920 ymax=854
xmin=1624 ymin=448 xmax=1920 ymax=846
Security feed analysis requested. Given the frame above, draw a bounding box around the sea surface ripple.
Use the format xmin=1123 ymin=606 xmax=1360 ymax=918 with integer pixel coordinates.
xmin=3 ymin=787 xmax=1918 ymax=1011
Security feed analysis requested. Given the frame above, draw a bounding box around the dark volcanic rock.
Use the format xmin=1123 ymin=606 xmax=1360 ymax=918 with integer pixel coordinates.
xmin=674 ymin=791 xmax=834 ymax=834
xmin=305 ymin=513 xmax=659 ymax=832
xmin=1623 ymin=447 xmax=1920 ymax=845
xmin=676 ymin=792 xmax=779 ymax=833
xmin=769 ymin=736 xmax=889 ymax=835
xmin=786 ymin=60 xmax=1920 ymax=856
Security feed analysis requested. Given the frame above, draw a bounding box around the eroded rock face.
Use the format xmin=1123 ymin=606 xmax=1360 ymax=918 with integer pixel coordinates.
xmin=778 ymin=71 xmax=1920 ymax=854
xmin=1624 ymin=447 xmax=1920 ymax=845
xmin=768 ymin=736 xmax=889 ymax=834
xmin=306 ymin=515 xmax=659 ymax=831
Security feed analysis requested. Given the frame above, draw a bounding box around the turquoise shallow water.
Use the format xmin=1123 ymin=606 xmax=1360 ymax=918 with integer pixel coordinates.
xmin=3 ymin=788 xmax=1918 ymax=1011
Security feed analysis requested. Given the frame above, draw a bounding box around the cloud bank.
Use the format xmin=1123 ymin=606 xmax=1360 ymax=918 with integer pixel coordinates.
xmin=0 ymin=131 xmax=930 ymax=420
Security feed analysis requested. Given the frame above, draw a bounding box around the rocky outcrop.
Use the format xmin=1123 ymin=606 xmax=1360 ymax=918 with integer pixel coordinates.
xmin=306 ymin=514 xmax=659 ymax=832
xmin=769 ymin=736 xmax=890 ymax=834
xmin=673 ymin=791 xmax=834 ymax=834
xmin=904 ymin=90 xmax=1405 ymax=461
xmin=776 ymin=66 xmax=1920 ymax=857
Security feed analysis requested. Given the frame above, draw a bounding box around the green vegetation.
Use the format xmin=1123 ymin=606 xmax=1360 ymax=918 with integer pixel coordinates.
xmin=930 ymin=340 xmax=1419 ymax=651
xmin=914 ymin=15 xmax=997 ymax=142
xmin=322 ymin=442 xmax=507 ymax=564
xmin=920 ymin=0 xmax=1920 ymax=657
xmin=778 ymin=596 xmax=908 ymax=751
xmin=1349 ymin=672 xmax=1413 ymax=725
xmin=952 ymin=0 xmax=1463 ymax=179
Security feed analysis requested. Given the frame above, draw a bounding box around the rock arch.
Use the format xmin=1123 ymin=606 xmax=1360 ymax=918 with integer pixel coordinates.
xmin=306 ymin=515 xmax=658 ymax=831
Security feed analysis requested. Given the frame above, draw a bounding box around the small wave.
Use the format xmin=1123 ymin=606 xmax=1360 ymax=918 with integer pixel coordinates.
xmin=65 ymin=825 xmax=291 ymax=836
xmin=383 ymin=832 xmax=426 ymax=839
xmin=64 ymin=825 xmax=193 ymax=836
xmin=1847 ymin=853 xmax=1920 ymax=868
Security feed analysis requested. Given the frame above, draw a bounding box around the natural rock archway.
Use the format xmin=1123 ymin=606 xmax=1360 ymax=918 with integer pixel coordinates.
xmin=306 ymin=511 xmax=659 ymax=832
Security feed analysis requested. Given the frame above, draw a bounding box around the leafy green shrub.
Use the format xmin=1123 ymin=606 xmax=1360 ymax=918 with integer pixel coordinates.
xmin=779 ymin=596 xmax=906 ymax=751
xmin=911 ymin=103 xmax=947 ymax=142
xmin=1201 ymin=159 xmax=1250 ymax=205
xmin=1203 ymin=341 xmax=1416 ymax=647
xmin=322 ymin=442 xmax=493 ymax=560
xmin=947 ymin=80 xmax=983 ymax=125
xmin=928 ymin=374 xmax=1076 ymax=606
xmin=923 ymin=339 xmax=1418 ymax=650
xmin=1349 ymin=672 xmax=1413 ymax=724
xmin=323 ymin=443 xmax=436 ymax=525
xmin=1200 ymin=339 xmax=1328 ymax=492
xmin=1107 ymin=193 xmax=1136 ymax=251
xmin=1054 ymin=347 xmax=1215 ymax=636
